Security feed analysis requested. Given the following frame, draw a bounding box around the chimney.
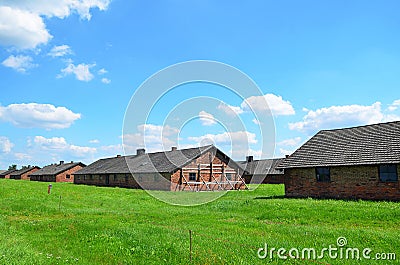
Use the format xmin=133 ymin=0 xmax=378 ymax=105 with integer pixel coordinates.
xmin=246 ymin=156 xmax=253 ymax=162
xmin=71 ymin=161 xmax=74 ymax=163
xmin=171 ymin=146 xmax=177 ymax=151
xmin=285 ymin=155 xmax=289 ymax=158
xmin=137 ymin=148 xmax=145 ymax=155
xmin=116 ymin=155 xmax=121 ymax=158
xmin=60 ymin=161 xmax=64 ymax=165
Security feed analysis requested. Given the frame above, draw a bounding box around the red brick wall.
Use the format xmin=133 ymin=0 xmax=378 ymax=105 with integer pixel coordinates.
xmin=55 ymin=165 xmax=84 ymax=183
xmin=285 ymin=164 xmax=400 ymax=200
xmin=21 ymin=168 xmax=39 ymax=180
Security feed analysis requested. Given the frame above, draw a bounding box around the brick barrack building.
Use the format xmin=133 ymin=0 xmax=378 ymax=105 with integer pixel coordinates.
xmin=29 ymin=161 xmax=86 ymax=183
xmin=278 ymin=121 xmax=400 ymax=201
xmin=74 ymin=145 xmax=247 ymax=191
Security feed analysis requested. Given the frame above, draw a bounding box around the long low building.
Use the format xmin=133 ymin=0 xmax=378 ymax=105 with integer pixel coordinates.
xmin=29 ymin=161 xmax=86 ymax=183
xmin=74 ymin=145 xmax=247 ymax=191
xmin=278 ymin=121 xmax=400 ymax=201
xmin=238 ymin=156 xmax=285 ymax=184
xmin=0 ymin=169 xmax=17 ymax=179
xmin=9 ymin=166 xmax=40 ymax=180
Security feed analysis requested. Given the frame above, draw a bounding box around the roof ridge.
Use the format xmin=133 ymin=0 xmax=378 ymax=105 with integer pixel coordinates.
xmin=319 ymin=120 xmax=400 ymax=133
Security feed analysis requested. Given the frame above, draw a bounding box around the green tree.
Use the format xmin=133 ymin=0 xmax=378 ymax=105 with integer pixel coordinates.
xmin=8 ymin=164 xmax=17 ymax=170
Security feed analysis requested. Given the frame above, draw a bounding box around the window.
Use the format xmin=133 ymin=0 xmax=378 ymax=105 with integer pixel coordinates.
xmin=66 ymin=174 xmax=70 ymax=179
xmin=379 ymin=164 xmax=398 ymax=182
xmin=189 ymin=172 xmax=197 ymax=181
xmin=316 ymin=167 xmax=330 ymax=182
xmin=225 ymin=173 xmax=232 ymax=180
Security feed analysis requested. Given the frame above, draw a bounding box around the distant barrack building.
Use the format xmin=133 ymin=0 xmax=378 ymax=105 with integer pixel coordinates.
xmin=29 ymin=161 xmax=86 ymax=183
xmin=9 ymin=166 xmax=40 ymax=180
xmin=237 ymin=156 xmax=285 ymax=184
xmin=74 ymin=145 xmax=247 ymax=191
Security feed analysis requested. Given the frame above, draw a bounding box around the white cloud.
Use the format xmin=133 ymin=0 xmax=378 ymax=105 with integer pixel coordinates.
xmin=48 ymin=44 xmax=72 ymax=57
xmin=241 ymin=94 xmax=295 ymax=116
xmin=277 ymin=148 xmax=295 ymax=157
xmin=101 ymin=77 xmax=111 ymax=84
xmin=252 ymin=118 xmax=261 ymax=125
xmin=0 ymin=136 xmax=13 ymax=153
xmin=2 ymin=55 xmax=37 ymax=72
xmin=0 ymin=6 xmax=52 ymax=49
xmin=122 ymin=124 xmax=180 ymax=153
xmin=0 ymin=103 xmax=81 ymax=129
xmin=188 ymin=131 xmax=257 ymax=145
xmin=199 ymin=111 xmax=217 ymax=126
xmin=289 ymin=102 xmax=399 ymax=134
xmin=277 ymin=137 xmax=302 ymax=147
xmin=14 ymin=152 xmax=32 ymax=160
xmin=98 ymin=68 xmax=107 ymax=75
xmin=58 ymin=62 xmax=95 ymax=81
xmin=33 ymin=136 xmax=96 ymax=157
xmin=217 ymin=103 xmax=244 ymax=116
xmin=388 ymin=99 xmax=400 ymax=112
xmin=89 ymin=139 xmax=100 ymax=144
xmin=0 ymin=1 xmax=111 ymax=50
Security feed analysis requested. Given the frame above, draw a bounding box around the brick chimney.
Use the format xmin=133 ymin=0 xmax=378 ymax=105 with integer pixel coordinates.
xmin=246 ymin=156 xmax=253 ymax=162
xmin=116 ymin=155 xmax=121 ymax=158
xmin=60 ymin=161 xmax=64 ymax=165
xmin=137 ymin=149 xmax=145 ymax=155
xmin=171 ymin=146 xmax=177 ymax=151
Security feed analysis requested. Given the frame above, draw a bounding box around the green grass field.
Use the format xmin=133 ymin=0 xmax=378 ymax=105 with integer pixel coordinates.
xmin=0 ymin=179 xmax=398 ymax=264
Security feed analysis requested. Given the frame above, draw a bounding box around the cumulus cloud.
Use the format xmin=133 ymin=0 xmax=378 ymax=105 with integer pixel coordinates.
xmin=0 ymin=103 xmax=81 ymax=129
xmin=122 ymin=124 xmax=180 ymax=153
xmin=58 ymin=62 xmax=95 ymax=81
xmin=101 ymin=77 xmax=111 ymax=84
xmin=217 ymin=103 xmax=244 ymax=116
xmin=277 ymin=137 xmax=302 ymax=147
xmin=98 ymin=68 xmax=107 ymax=75
xmin=198 ymin=111 xmax=217 ymax=126
xmin=0 ymin=136 xmax=13 ymax=153
xmin=33 ymin=136 xmax=96 ymax=157
xmin=48 ymin=44 xmax=72 ymax=57
xmin=2 ymin=55 xmax=37 ymax=72
xmin=241 ymin=94 xmax=295 ymax=116
xmin=188 ymin=131 xmax=257 ymax=145
xmin=0 ymin=6 xmax=52 ymax=49
xmin=0 ymin=1 xmax=111 ymax=50
xmin=289 ymin=102 xmax=399 ymax=134
xmin=388 ymin=99 xmax=400 ymax=112
xmin=89 ymin=139 xmax=100 ymax=144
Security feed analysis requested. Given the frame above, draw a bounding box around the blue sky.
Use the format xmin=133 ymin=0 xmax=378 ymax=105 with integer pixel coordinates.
xmin=1 ymin=0 xmax=400 ymax=169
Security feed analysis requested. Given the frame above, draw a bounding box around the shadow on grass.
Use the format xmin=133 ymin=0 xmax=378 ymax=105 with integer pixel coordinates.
xmin=254 ymin=195 xmax=286 ymax=200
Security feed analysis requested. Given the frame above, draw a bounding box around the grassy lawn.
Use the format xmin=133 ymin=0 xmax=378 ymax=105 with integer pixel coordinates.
xmin=0 ymin=179 xmax=398 ymax=264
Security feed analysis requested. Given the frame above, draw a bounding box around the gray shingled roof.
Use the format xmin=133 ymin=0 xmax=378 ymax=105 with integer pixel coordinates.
xmin=75 ymin=145 xmax=241 ymax=175
xmin=238 ymin=158 xmax=285 ymax=175
xmin=278 ymin=121 xmax=400 ymax=169
xmin=10 ymin=166 xmax=40 ymax=176
xmin=30 ymin=162 xmax=85 ymax=176
xmin=0 ymin=169 xmax=17 ymax=176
